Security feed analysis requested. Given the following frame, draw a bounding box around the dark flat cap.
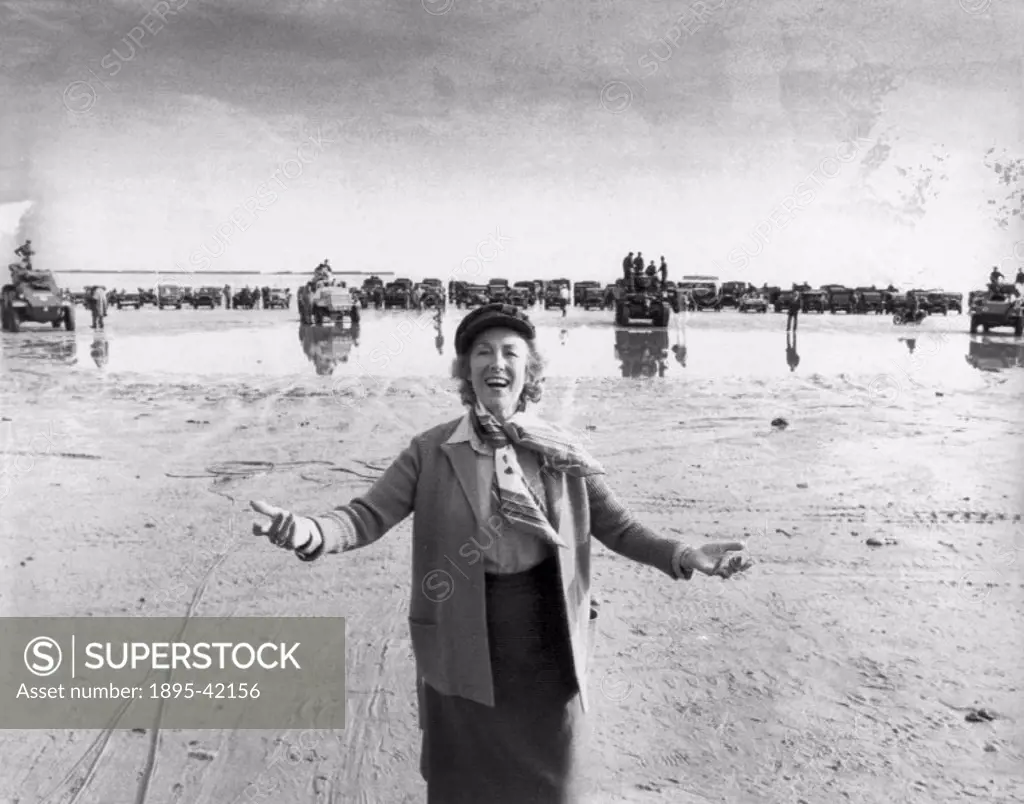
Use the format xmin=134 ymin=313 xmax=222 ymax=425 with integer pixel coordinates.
xmin=455 ymin=303 xmax=536 ymax=355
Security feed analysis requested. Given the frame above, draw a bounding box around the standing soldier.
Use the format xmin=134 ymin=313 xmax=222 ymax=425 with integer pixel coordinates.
xmin=89 ymin=285 xmax=108 ymax=329
xmin=786 ymin=290 xmax=801 ymax=332
xmin=659 ymin=256 xmax=668 ymax=289
xmin=622 ymin=251 xmax=634 ymax=286
xmin=14 ymin=239 xmax=34 ymax=269
xmin=223 ymin=284 xmax=231 ymax=308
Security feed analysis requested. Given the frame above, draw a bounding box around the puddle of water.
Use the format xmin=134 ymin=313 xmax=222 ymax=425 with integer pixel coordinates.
xmin=1 ymin=308 xmax=1022 ymax=385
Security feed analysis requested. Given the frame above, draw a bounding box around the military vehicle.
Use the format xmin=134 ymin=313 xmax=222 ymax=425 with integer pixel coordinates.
xmin=943 ymin=291 xmax=964 ymax=314
xmin=115 ymin=289 xmax=144 ymax=309
xmin=384 ymin=282 xmax=413 ymax=309
xmin=191 ymin=286 xmax=223 ymax=309
xmin=507 ymin=286 xmax=531 ymax=309
xmin=311 ymin=285 xmax=360 ymax=326
xmin=854 ymin=287 xmax=885 ymax=314
xmin=581 ymin=285 xmax=605 ymax=310
xmin=543 ymin=284 xmax=568 ymax=311
xmin=614 ymin=276 xmax=672 ymax=327
xmin=738 ymin=292 xmax=769 ymax=313
xmin=157 ymin=284 xmax=186 ymax=309
xmin=458 ymin=284 xmax=490 ymax=308
xmin=265 ymin=288 xmax=291 ymax=309
xmin=969 ymin=287 xmax=1023 ymax=336
xmin=1 ymin=267 xmax=76 ymax=332
xmin=823 ymin=285 xmax=856 ymax=313
xmin=512 ymin=281 xmax=537 ymax=306
xmin=573 ymin=280 xmax=602 ymax=306
xmin=801 ymin=289 xmax=827 ymax=313
xmin=677 ymin=275 xmax=720 ymax=311
xmin=719 ymin=281 xmax=748 ymax=308
xmin=486 ymin=278 xmax=510 ymax=304
xmin=416 ymin=282 xmax=446 ymax=309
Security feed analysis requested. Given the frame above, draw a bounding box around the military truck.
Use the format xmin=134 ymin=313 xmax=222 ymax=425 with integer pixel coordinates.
xmin=1 ymin=267 xmax=76 ymax=332
xmin=512 ymin=281 xmax=537 ymax=306
xmin=802 ymin=289 xmax=827 ymax=313
xmin=573 ymin=280 xmax=602 ymax=306
xmin=855 ymin=287 xmax=885 ymax=314
xmin=486 ymin=278 xmax=510 ymax=304
xmin=458 ymin=285 xmax=490 ymax=309
xmin=384 ymin=282 xmax=413 ymax=309
xmin=823 ymin=285 xmax=856 ymax=313
xmin=157 ymin=284 xmax=186 ymax=309
xmin=192 ymin=286 xmax=223 ymax=309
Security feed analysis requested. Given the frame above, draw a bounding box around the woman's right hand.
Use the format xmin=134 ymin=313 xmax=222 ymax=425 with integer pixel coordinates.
xmin=251 ymin=500 xmax=320 ymax=553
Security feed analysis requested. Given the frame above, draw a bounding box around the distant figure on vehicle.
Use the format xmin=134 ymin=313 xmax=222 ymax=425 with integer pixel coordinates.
xmin=659 ymin=256 xmax=668 ymax=288
xmin=14 ymin=239 xmax=34 ymax=269
xmin=622 ymin=252 xmax=634 ymax=282
xmin=989 ymin=266 xmax=1004 ymax=294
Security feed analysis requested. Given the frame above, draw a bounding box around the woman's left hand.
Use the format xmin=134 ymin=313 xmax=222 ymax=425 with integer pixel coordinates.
xmin=686 ymin=541 xmax=752 ymax=579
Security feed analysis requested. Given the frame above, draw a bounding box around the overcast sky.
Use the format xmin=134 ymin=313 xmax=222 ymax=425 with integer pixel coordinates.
xmin=1 ymin=0 xmax=1021 ymax=287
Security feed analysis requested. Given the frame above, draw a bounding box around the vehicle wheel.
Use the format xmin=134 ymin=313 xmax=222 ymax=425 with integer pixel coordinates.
xmin=64 ymin=306 xmax=75 ymax=331
xmin=659 ymin=303 xmax=671 ymax=327
xmin=9 ymin=310 xmax=19 ymax=332
xmin=892 ymin=314 xmax=901 ymax=325
xmin=117 ymin=302 xmax=123 ymax=309
xmin=983 ymin=325 xmax=990 ymax=333
xmin=52 ymin=318 xmax=61 ymax=328
xmin=351 ymin=306 xmax=360 ymax=325
xmin=615 ymin=302 xmax=629 ymax=327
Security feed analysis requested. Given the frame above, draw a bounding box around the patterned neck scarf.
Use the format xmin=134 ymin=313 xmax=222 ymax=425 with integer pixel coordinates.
xmin=471 ymin=402 xmax=604 ymax=548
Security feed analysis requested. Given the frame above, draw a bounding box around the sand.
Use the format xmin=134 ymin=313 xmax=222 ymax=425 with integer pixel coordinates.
xmin=1 ymin=306 xmax=1022 ymax=803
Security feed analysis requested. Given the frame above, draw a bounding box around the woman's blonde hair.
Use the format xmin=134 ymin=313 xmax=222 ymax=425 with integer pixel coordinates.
xmin=450 ymin=337 xmax=546 ymax=411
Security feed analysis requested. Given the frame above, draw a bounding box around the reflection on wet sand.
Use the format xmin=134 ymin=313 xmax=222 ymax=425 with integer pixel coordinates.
xmin=90 ymin=334 xmax=109 ymax=368
xmin=3 ymin=334 xmax=78 ymax=366
xmin=786 ymin=331 xmax=800 ymax=372
xmin=614 ymin=329 xmax=668 ymax=378
xmin=964 ymin=337 xmax=1024 ymax=372
xmin=299 ymin=324 xmax=361 ymax=375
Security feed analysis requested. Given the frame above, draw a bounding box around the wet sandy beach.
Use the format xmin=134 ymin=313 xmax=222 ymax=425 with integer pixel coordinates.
xmin=1 ymin=305 xmax=1023 ymax=803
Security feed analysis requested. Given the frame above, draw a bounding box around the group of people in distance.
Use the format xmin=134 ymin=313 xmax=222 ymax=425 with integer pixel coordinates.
xmin=621 ymin=251 xmax=669 ymax=292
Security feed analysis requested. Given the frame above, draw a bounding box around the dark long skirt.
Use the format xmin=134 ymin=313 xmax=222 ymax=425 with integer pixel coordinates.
xmin=419 ymin=557 xmax=584 ymax=804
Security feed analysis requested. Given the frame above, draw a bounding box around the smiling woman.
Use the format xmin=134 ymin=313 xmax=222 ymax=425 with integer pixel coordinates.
xmin=251 ymin=302 xmax=751 ymax=803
